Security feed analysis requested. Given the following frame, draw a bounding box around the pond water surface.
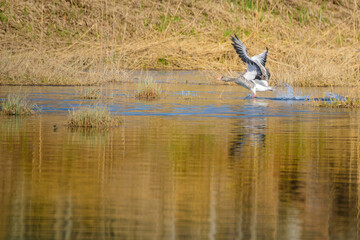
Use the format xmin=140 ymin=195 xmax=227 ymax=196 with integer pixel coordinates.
xmin=1 ymin=71 xmax=360 ymax=240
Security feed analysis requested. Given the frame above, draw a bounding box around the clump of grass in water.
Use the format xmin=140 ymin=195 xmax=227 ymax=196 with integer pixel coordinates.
xmin=80 ymin=88 xmax=101 ymax=99
xmin=1 ymin=94 xmax=37 ymax=115
xmin=135 ymin=77 xmax=161 ymax=100
xmin=67 ymin=105 xmax=122 ymax=128
xmin=314 ymin=97 xmax=360 ymax=109
xmin=181 ymin=91 xmax=197 ymax=101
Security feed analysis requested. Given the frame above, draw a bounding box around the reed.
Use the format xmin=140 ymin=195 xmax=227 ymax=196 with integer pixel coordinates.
xmin=135 ymin=77 xmax=161 ymax=100
xmin=67 ymin=105 xmax=122 ymax=128
xmin=314 ymin=97 xmax=360 ymax=109
xmin=0 ymin=0 xmax=359 ymax=86
xmin=0 ymin=94 xmax=36 ymax=115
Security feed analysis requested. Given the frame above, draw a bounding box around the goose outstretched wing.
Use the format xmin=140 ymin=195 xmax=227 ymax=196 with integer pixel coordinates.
xmin=231 ymin=34 xmax=255 ymax=65
xmin=231 ymin=34 xmax=262 ymax=79
xmin=251 ymin=48 xmax=268 ymax=67
xmin=231 ymin=34 xmax=270 ymax=82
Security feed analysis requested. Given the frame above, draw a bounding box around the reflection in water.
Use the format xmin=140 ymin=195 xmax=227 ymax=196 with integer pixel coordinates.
xmin=1 ymin=108 xmax=360 ymax=239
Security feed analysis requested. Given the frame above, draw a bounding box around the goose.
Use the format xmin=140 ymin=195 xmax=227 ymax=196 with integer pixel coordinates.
xmin=218 ymin=34 xmax=273 ymax=98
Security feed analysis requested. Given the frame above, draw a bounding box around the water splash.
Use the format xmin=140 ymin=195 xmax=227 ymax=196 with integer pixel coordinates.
xmin=275 ymin=84 xmax=310 ymax=100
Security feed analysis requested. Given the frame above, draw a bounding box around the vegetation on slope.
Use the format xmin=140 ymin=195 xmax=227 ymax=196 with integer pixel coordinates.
xmin=0 ymin=0 xmax=359 ymax=86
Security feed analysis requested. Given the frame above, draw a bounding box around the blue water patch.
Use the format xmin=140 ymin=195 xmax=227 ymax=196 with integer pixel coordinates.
xmin=0 ymin=83 xmax=353 ymax=120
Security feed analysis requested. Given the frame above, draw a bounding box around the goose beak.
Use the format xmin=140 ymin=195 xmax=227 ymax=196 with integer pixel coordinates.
xmin=217 ymin=76 xmax=222 ymax=81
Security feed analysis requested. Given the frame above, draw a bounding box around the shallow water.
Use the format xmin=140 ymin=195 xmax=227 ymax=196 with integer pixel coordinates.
xmin=1 ymin=71 xmax=360 ymax=239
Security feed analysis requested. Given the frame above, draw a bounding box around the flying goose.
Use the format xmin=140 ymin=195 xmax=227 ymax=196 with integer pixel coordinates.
xmin=218 ymin=35 xmax=273 ymax=98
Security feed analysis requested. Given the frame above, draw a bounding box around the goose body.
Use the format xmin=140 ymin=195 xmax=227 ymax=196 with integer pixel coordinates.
xmin=219 ymin=35 xmax=273 ymax=97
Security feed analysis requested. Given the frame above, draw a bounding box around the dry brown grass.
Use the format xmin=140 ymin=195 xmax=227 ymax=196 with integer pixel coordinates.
xmin=0 ymin=0 xmax=359 ymax=86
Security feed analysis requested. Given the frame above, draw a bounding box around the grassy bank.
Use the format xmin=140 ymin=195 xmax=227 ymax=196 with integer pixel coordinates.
xmin=0 ymin=0 xmax=359 ymax=86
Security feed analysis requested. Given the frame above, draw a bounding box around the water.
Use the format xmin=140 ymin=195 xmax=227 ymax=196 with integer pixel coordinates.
xmin=274 ymin=84 xmax=310 ymax=100
xmin=1 ymin=71 xmax=360 ymax=239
